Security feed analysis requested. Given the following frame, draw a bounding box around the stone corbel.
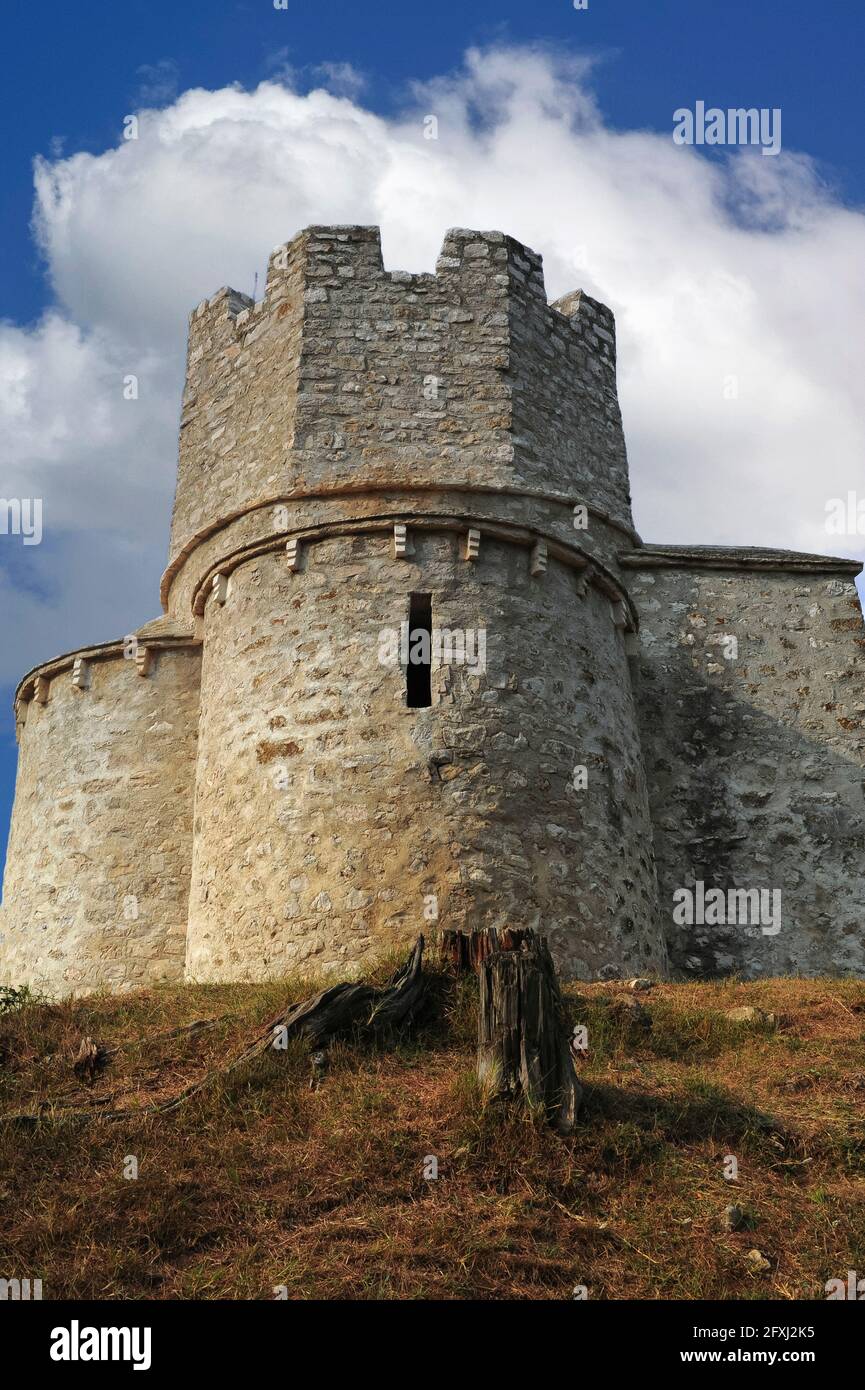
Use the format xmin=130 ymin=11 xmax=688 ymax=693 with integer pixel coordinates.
xmin=463 ymin=527 xmax=481 ymax=562
xmin=211 ymin=572 xmax=229 ymax=605
xmin=286 ymin=538 xmax=303 ymax=572
xmin=71 ymin=657 xmax=91 ymax=690
xmin=529 ymin=540 xmax=548 ymax=577
xmin=611 ymin=600 xmax=629 ymax=631
xmin=392 ymin=523 xmax=410 ymax=560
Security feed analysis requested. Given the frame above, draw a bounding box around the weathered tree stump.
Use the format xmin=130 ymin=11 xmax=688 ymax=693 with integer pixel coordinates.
xmin=476 ymin=931 xmax=581 ymax=1135
xmin=72 ymin=1036 xmax=110 ymax=1087
xmin=440 ymin=927 xmax=538 ymax=974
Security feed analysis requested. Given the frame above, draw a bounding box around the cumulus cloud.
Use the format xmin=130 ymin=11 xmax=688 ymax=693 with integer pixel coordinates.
xmin=0 ymin=313 xmax=178 ymax=678
xmin=2 ymin=43 xmax=864 ymax=684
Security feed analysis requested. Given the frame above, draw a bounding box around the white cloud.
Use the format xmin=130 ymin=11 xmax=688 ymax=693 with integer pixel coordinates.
xmin=134 ymin=59 xmax=181 ymax=107
xmin=0 ymin=314 xmax=175 ymax=531
xmin=0 ymin=311 xmax=178 ymax=678
xmin=2 ymin=44 xmax=864 ymax=683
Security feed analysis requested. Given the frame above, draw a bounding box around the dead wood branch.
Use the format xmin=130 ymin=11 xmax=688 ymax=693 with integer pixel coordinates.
xmin=3 ymin=936 xmax=428 ymax=1127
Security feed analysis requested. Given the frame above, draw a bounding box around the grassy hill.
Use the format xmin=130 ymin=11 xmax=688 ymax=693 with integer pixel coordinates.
xmin=1 ymin=960 xmax=864 ymax=1300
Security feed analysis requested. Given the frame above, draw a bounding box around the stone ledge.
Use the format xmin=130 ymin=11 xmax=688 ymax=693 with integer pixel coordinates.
xmin=162 ymin=480 xmax=642 ymax=609
xmin=621 ymin=544 xmax=863 ymax=575
xmin=13 ymin=629 xmax=200 ymax=710
xmin=190 ymin=516 xmax=638 ymax=635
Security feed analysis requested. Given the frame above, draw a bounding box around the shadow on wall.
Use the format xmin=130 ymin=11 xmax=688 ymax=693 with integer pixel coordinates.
xmin=637 ymin=641 xmax=865 ymax=979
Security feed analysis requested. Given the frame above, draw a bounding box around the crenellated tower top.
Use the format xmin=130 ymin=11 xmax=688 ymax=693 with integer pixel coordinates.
xmin=165 ymin=225 xmax=634 ymax=614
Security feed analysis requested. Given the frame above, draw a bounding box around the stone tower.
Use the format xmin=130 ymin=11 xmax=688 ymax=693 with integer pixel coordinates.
xmin=2 ymin=225 xmax=864 ymax=997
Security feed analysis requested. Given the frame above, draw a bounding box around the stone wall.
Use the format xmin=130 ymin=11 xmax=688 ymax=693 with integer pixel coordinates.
xmin=6 ymin=223 xmax=862 ymax=997
xmin=626 ymin=548 xmax=865 ymax=977
xmin=185 ymin=529 xmax=666 ymax=983
xmin=165 ymin=225 xmax=636 ymax=617
xmin=0 ymin=644 xmax=201 ymax=996
xmin=173 ymin=223 xmax=661 ymax=985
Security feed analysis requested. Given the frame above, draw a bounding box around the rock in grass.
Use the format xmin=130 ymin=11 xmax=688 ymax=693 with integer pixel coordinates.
xmin=609 ymin=997 xmax=652 ymax=1030
xmin=724 ymin=1203 xmax=745 ymax=1231
xmin=725 ymin=1006 xmax=776 ymax=1027
xmin=628 ymin=978 xmax=654 ymax=992
xmin=745 ymin=1249 xmax=771 ymax=1273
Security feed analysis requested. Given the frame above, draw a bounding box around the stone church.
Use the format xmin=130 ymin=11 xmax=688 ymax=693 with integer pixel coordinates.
xmin=2 ymin=225 xmax=863 ymax=996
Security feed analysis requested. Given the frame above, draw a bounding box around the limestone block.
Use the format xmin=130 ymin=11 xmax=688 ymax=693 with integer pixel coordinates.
xmin=135 ymin=647 xmax=153 ymax=678
xmin=71 ymin=658 xmax=91 ymax=690
xmin=463 ymin=528 xmax=481 ymax=562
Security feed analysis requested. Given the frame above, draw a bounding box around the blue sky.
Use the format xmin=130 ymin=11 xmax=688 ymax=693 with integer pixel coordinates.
xmin=1 ymin=0 xmax=864 ymax=877
xmin=4 ymin=0 xmax=865 ymax=329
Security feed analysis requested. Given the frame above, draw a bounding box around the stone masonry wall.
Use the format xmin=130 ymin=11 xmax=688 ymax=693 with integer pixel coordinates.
xmin=0 ymin=646 xmax=201 ymax=996
xmin=185 ymin=530 xmax=665 ymax=983
xmin=9 ymin=224 xmax=862 ymax=998
xmin=626 ymin=551 xmax=865 ymax=977
xmin=166 ymin=225 xmax=635 ymax=616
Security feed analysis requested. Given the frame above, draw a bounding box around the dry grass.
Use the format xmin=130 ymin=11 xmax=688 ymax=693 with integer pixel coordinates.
xmin=1 ymin=964 xmax=864 ymax=1301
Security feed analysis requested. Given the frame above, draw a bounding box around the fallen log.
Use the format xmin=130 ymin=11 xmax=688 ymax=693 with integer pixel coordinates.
xmin=476 ymin=930 xmax=581 ymax=1135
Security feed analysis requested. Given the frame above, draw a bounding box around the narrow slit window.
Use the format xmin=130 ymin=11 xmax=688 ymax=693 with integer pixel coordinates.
xmin=406 ymin=593 xmax=432 ymax=708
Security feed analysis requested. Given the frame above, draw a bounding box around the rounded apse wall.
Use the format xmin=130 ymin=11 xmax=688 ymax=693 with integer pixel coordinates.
xmin=185 ymin=529 xmax=666 ymax=982
xmin=0 ymin=646 xmax=201 ymax=997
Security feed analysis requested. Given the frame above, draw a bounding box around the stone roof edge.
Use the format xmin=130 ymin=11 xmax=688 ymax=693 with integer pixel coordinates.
xmin=13 ymin=624 xmax=198 ymax=707
xmin=621 ymin=544 xmax=863 ymax=575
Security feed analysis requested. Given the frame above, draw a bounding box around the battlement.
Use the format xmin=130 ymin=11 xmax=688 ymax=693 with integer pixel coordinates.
xmin=169 ymin=225 xmax=633 ymax=594
xmin=186 ymin=225 xmax=614 ymax=360
xmin=189 ymin=284 xmax=255 ymax=324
